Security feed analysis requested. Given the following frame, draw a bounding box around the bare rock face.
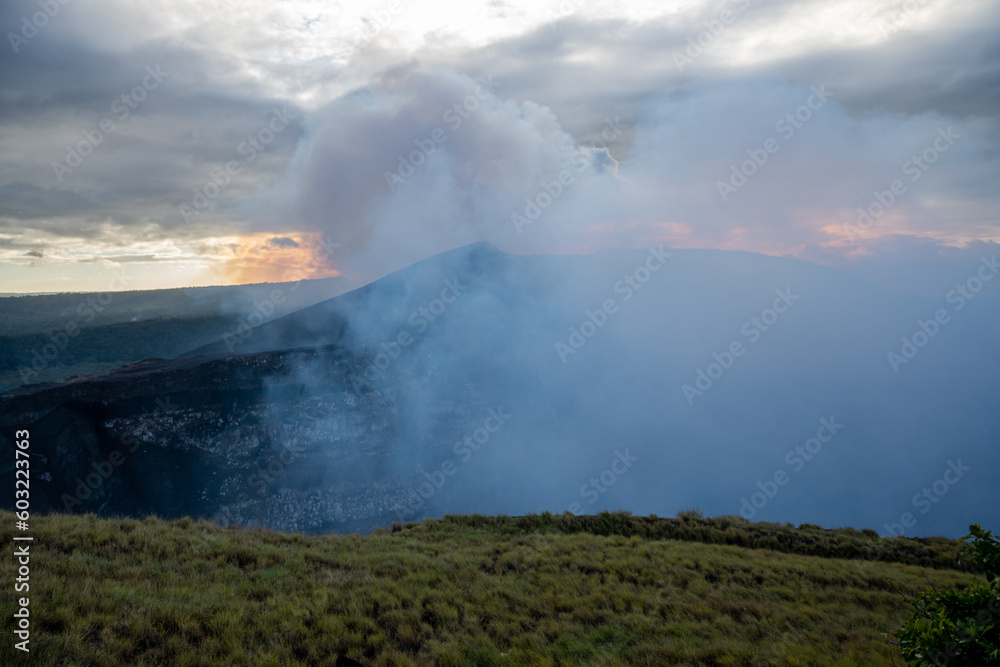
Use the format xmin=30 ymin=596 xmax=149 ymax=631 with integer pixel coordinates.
xmin=0 ymin=347 xmax=419 ymax=533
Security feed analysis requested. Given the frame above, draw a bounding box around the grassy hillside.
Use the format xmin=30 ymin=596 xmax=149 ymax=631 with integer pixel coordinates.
xmin=0 ymin=315 xmax=236 ymax=390
xmin=0 ymin=511 xmax=981 ymax=666
xmin=0 ymin=276 xmax=355 ymax=391
xmin=0 ymin=277 xmax=353 ymax=337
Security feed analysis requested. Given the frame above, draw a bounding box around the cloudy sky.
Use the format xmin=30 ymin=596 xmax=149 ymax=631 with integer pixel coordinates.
xmin=1 ymin=0 xmax=998 ymax=294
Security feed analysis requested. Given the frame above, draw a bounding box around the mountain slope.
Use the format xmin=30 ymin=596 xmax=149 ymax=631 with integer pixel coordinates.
xmin=0 ymin=275 xmax=355 ymax=391
xmin=2 ymin=243 xmax=997 ymax=536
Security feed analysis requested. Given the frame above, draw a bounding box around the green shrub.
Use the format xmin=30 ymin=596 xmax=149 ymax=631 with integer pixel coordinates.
xmin=895 ymin=524 xmax=1000 ymax=665
xmin=676 ymin=508 xmax=704 ymax=521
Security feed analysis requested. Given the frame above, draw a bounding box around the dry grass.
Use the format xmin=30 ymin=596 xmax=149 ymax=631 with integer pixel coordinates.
xmin=0 ymin=510 xmax=979 ymax=665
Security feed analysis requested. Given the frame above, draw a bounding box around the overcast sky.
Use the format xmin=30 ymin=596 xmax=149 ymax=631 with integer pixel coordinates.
xmin=1 ymin=0 xmax=998 ymax=294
